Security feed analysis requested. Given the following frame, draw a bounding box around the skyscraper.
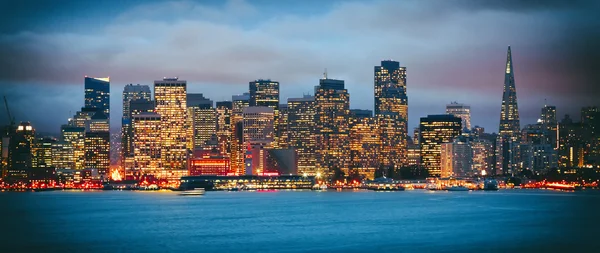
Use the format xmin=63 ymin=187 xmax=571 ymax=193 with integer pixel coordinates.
xmin=132 ymin=113 xmax=162 ymax=180
xmin=61 ymin=125 xmax=85 ymax=170
xmin=7 ymin=122 xmax=35 ymax=180
xmin=419 ymin=114 xmax=462 ymax=177
xmin=84 ymin=77 xmax=110 ymax=119
xmin=121 ymin=84 xmax=151 ymax=162
xmin=496 ymin=46 xmax=521 ymax=175
xmin=288 ymin=95 xmax=317 ymax=175
xmin=230 ymin=93 xmax=250 ymax=175
xmin=249 ymin=80 xmax=280 ymax=148
xmin=374 ymin=60 xmax=408 ymax=168
xmin=315 ymin=78 xmax=350 ymax=174
xmin=154 ymin=78 xmax=188 ymax=175
xmin=243 ymin=106 xmax=274 ymax=175
xmin=440 ymin=138 xmax=473 ymax=178
xmin=541 ymin=105 xmax=558 ymax=150
xmin=216 ymin=101 xmax=233 ymax=157
xmin=446 ymin=102 xmax=471 ymax=131
xmin=84 ymin=111 xmax=110 ymax=179
xmin=349 ymin=109 xmax=380 ymax=176
xmin=186 ymin=93 xmax=216 ymax=151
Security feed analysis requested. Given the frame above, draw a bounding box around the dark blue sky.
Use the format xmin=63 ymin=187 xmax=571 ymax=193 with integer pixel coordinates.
xmin=1 ymin=0 xmax=599 ymax=135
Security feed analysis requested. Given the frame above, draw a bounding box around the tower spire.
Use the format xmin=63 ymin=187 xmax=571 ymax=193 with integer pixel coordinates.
xmin=497 ymin=45 xmax=521 ymax=175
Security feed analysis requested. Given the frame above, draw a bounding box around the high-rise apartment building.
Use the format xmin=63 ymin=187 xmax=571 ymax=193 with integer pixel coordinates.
xmin=154 ymin=78 xmax=188 ymax=172
xmin=249 ymin=80 xmax=280 ymax=148
xmin=420 ymin=114 xmax=462 ymax=177
xmin=287 ymin=95 xmax=317 ymax=175
xmin=440 ymin=138 xmax=473 ymax=178
xmin=315 ymin=78 xmax=350 ymax=174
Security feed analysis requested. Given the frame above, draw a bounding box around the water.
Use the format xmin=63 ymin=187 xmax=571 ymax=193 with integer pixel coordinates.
xmin=1 ymin=190 xmax=599 ymax=253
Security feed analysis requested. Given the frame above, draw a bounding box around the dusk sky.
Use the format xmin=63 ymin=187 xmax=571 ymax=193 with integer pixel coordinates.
xmin=0 ymin=0 xmax=599 ymax=134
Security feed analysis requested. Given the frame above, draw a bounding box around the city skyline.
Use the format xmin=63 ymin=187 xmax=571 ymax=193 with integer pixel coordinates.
xmin=1 ymin=0 xmax=600 ymax=133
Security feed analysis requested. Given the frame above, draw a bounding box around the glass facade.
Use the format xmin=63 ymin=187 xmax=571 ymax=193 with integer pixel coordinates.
xmin=154 ymin=78 xmax=188 ymax=171
xmin=420 ymin=115 xmax=462 ymax=177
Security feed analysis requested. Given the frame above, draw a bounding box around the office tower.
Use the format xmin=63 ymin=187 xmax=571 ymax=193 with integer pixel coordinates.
xmin=154 ymin=77 xmax=188 ymax=173
xmin=446 ymin=102 xmax=471 ymax=131
xmin=440 ymin=138 xmax=473 ymax=178
xmin=315 ymin=78 xmax=350 ymax=174
xmin=471 ymin=139 xmax=493 ymax=175
xmin=216 ymin=101 xmax=233 ymax=156
xmin=374 ymin=60 xmax=407 ymax=118
xmin=51 ymin=142 xmax=73 ymax=169
xmin=84 ymin=76 xmax=110 ymax=119
xmin=277 ymin=104 xmax=289 ymax=149
xmin=84 ymin=111 xmax=110 ymax=179
xmin=419 ymin=115 xmax=462 ymax=177
xmin=558 ymin=115 xmax=582 ymax=167
xmin=7 ymin=122 xmax=35 ymax=179
xmin=72 ymin=107 xmax=99 ymax=130
xmin=32 ymin=137 xmax=55 ymax=168
xmin=540 ymin=105 xmax=558 ymax=150
xmin=249 ymin=79 xmax=280 ymax=148
xmin=121 ymin=84 xmax=151 ymax=162
xmin=131 ymin=113 xmax=162 ymax=180
xmin=186 ymin=93 xmax=216 ymax=151
xmin=407 ymin=144 xmax=420 ymax=167
xmin=288 ymin=95 xmax=317 ymax=175
xmin=496 ymin=46 xmax=521 ymax=175
xmin=61 ymin=125 xmax=85 ymax=170
xmin=378 ymin=112 xmax=406 ymax=168
xmin=243 ymin=106 xmax=274 ymax=175
xmin=230 ymin=93 xmax=250 ymax=175
xmin=374 ymin=60 xmax=408 ymax=168
xmin=349 ymin=109 xmax=380 ymax=176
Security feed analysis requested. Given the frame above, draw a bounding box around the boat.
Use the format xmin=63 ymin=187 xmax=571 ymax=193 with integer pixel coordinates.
xmin=483 ymin=179 xmax=499 ymax=191
xmin=179 ymin=188 xmax=205 ymax=196
xmin=312 ymin=184 xmax=327 ymax=191
xmin=446 ymin=185 xmax=469 ymax=191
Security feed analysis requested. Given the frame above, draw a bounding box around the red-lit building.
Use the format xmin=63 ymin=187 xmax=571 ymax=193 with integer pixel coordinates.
xmin=189 ymin=157 xmax=230 ymax=176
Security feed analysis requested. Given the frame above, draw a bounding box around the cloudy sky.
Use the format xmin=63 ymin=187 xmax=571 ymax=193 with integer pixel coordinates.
xmin=0 ymin=0 xmax=599 ymax=135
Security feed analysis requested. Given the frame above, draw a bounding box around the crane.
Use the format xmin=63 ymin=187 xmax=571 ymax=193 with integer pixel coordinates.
xmin=3 ymin=96 xmax=15 ymax=127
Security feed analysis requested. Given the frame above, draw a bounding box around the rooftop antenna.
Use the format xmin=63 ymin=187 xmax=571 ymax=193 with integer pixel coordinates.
xmin=323 ymin=68 xmax=328 ymax=79
xmin=544 ymin=98 xmax=547 ymax=107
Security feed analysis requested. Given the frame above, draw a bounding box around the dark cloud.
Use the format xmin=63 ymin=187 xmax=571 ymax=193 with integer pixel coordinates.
xmin=0 ymin=0 xmax=599 ymax=132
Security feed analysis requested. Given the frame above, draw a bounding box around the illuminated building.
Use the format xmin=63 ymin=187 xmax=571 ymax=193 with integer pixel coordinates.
xmin=61 ymin=125 xmax=85 ymax=170
xmin=496 ymin=46 xmax=521 ymax=175
xmin=287 ymin=95 xmax=317 ymax=175
xmin=558 ymin=115 xmax=584 ymax=167
xmin=277 ymin=104 xmax=289 ymax=149
xmin=581 ymin=106 xmax=600 ymax=167
xmin=374 ymin=60 xmax=408 ymax=168
xmin=84 ymin=112 xmax=110 ymax=180
xmin=407 ymin=144 xmax=420 ymax=167
xmin=186 ymin=93 xmax=216 ymax=151
xmin=440 ymin=138 xmax=472 ymax=178
xmin=349 ymin=110 xmax=380 ymax=175
xmin=216 ymin=101 xmax=233 ymax=156
xmin=131 ymin=113 xmax=162 ymax=179
xmin=374 ymin=60 xmax=407 ymax=119
xmin=84 ymin=76 xmax=110 ymax=119
xmin=420 ymin=115 xmax=462 ymax=177
xmin=7 ymin=122 xmax=35 ymax=180
xmin=71 ymin=107 xmax=98 ymax=130
xmin=378 ymin=112 xmax=406 ymax=168
xmin=154 ymin=77 xmax=188 ymax=172
xmin=315 ymin=78 xmax=350 ymax=174
xmin=249 ymin=79 xmax=280 ymax=148
xmin=541 ymin=105 xmax=558 ymax=150
xmin=189 ymin=156 xmax=230 ymax=176
xmin=446 ymin=102 xmax=471 ymax=131
xmin=471 ymin=139 xmax=493 ymax=175
xmin=413 ymin=127 xmax=420 ymax=145
xmin=32 ymin=137 xmax=55 ymax=168
xmin=51 ymin=142 xmax=73 ymax=169
xmin=121 ymin=84 xmax=151 ymax=163
xmin=230 ymin=93 xmax=250 ymax=175
xmin=243 ymin=106 xmax=274 ymax=175
xmin=180 ymin=175 xmax=315 ymax=191
xmin=521 ymin=144 xmax=557 ymax=174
